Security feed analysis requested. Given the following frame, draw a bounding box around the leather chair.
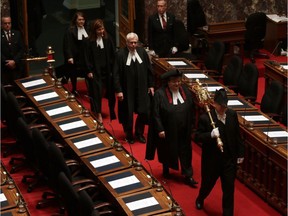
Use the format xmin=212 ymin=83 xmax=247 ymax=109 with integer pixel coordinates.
xmin=6 ymin=92 xmax=41 ymax=173
xmin=172 ymin=19 xmax=197 ymax=60
xmin=222 ymin=55 xmax=243 ymax=92
xmin=187 ymin=0 xmax=208 ymax=58
xmin=191 ymin=41 xmax=225 ymax=80
xmin=253 ymin=80 xmax=284 ymax=121
xmin=237 ymin=62 xmax=259 ymax=102
xmin=244 ymin=12 xmax=269 ymax=63
xmin=57 ymin=172 xmax=115 ymax=216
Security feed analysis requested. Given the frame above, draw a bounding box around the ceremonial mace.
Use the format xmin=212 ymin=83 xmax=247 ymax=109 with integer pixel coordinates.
xmin=190 ymin=79 xmax=224 ymax=152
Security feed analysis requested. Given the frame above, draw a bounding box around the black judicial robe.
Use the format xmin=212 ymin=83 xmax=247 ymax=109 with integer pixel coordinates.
xmin=113 ymin=47 xmax=154 ymax=125
xmin=87 ymin=35 xmax=116 ymax=120
xmin=146 ymin=84 xmax=194 ymax=171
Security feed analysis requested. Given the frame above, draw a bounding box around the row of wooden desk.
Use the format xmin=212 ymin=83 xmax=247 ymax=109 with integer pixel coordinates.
xmin=14 ymin=73 xmax=181 ymax=216
xmin=152 ymin=57 xmax=288 ymax=215
xmin=1 ymin=162 xmax=30 ymax=216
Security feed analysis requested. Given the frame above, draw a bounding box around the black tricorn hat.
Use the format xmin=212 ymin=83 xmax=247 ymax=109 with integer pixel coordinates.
xmin=214 ymin=88 xmax=228 ymax=107
xmin=161 ymin=69 xmax=182 ymax=80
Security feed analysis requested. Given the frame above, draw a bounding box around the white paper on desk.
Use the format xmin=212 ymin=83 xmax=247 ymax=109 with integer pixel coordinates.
xmin=0 ymin=193 xmax=7 ymax=202
xmin=59 ymin=120 xmax=86 ymax=131
xmin=74 ymin=137 xmax=102 ymax=149
xmin=34 ymin=92 xmax=58 ymax=102
xmin=22 ymin=78 xmax=46 ymax=88
xmin=90 ymin=155 xmax=120 ymax=168
xmin=243 ymin=115 xmax=269 ymax=122
xmin=207 ymin=86 xmax=222 ymax=92
xmin=263 ymin=131 xmax=288 ymax=138
xmin=126 ymin=197 xmax=159 ymax=211
xmin=228 ymin=100 xmax=243 ymax=106
xmin=266 ymin=14 xmax=288 ymax=22
xmin=184 ymin=73 xmax=207 ymax=79
xmin=167 ymin=60 xmax=187 ymax=66
xmin=46 ymin=105 xmax=72 ymax=116
xmin=282 ymin=65 xmax=288 ymax=70
xmin=108 ymin=175 xmax=140 ymax=189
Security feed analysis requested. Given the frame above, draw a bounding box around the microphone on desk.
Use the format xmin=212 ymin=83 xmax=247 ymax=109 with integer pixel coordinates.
xmin=270 ymin=41 xmax=283 ymax=58
xmin=162 ymin=180 xmax=183 ymax=215
xmin=74 ymin=91 xmax=90 ymax=117
xmin=108 ymin=123 xmax=123 ymax=151
xmin=145 ymin=159 xmax=158 ymax=188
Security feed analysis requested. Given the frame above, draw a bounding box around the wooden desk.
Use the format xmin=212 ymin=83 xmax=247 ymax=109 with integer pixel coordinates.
xmin=80 ymin=148 xmax=133 ymax=176
xmin=116 ymin=189 xmax=173 ymax=216
xmin=152 ymin=58 xmax=198 ymax=89
xmin=65 ymin=131 xmax=114 ymax=157
xmin=198 ymin=20 xmax=246 ymax=55
xmin=51 ymin=115 xmax=97 ymax=138
xmin=15 ymin=74 xmax=55 ymax=93
xmin=98 ymin=167 xmax=153 ymax=197
xmin=264 ymin=60 xmax=288 ymax=89
xmin=237 ymin=110 xmax=279 ymax=128
xmin=38 ymin=100 xmax=83 ymax=122
xmin=25 ymin=87 xmax=68 ymax=107
xmin=237 ymin=124 xmax=287 ymax=215
xmin=1 ymin=208 xmax=30 ymax=216
xmin=180 ymin=69 xmax=216 ymax=83
xmin=226 ymin=96 xmax=258 ymax=111
xmin=264 ymin=17 xmax=287 ymax=55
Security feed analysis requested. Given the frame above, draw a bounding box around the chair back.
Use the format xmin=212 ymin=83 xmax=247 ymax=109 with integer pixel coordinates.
xmin=187 ymin=0 xmax=206 ymax=33
xmin=238 ymin=63 xmax=258 ymax=100
xmin=57 ymin=172 xmax=80 ymax=216
xmin=261 ymin=80 xmax=284 ymax=114
xmin=245 ymin=12 xmax=267 ymax=50
xmin=223 ymin=55 xmax=243 ymax=86
xmin=204 ymin=41 xmax=225 ymax=73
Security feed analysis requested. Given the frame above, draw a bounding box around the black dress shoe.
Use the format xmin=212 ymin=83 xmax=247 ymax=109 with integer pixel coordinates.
xmin=195 ymin=198 xmax=203 ymax=210
xmin=125 ymin=137 xmax=135 ymax=144
xmin=184 ymin=177 xmax=198 ymax=188
xmin=136 ymin=135 xmax=146 ymax=143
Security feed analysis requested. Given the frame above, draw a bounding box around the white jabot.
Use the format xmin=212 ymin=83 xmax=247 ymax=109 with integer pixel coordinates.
xmin=172 ymin=90 xmax=184 ymax=105
xmin=96 ymin=37 xmax=104 ymax=49
xmin=126 ymin=50 xmax=143 ymax=66
xmin=77 ymin=27 xmax=88 ymax=40
xmin=216 ymin=110 xmax=226 ymax=124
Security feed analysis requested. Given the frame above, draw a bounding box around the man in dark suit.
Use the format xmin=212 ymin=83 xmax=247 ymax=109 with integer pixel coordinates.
xmin=113 ymin=32 xmax=154 ymax=144
xmin=194 ymin=88 xmax=245 ymax=216
xmin=1 ymin=16 xmax=25 ymax=84
xmin=148 ymin=0 xmax=177 ymax=57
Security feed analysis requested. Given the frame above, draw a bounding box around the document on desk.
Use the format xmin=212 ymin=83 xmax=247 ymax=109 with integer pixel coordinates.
xmin=242 ymin=115 xmax=269 ymax=122
xmin=0 ymin=191 xmax=8 ymax=208
xmin=184 ymin=73 xmax=208 ymax=79
xmin=109 ymin=175 xmax=140 ymax=189
xmin=34 ymin=91 xmax=58 ymax=101
xmin=267 ymin=14 xmax=288 ymax=22
xmin=207 ymin=86 xmax=222 ymax=92
xmin=46 ymin=105 xmax=72 ymax=116
xmin=126 ymin=197 xmax=159 ymax=211
xmin=167 ymin=60 xmax=187 ymax=66
xmin=263 ymin=131 xmax=288 ymax=138
xmin=74 ymin=137 xmax=102 ymax=149
xmin=91 ymin=155 xmax=120 ymax=168
xmin=228 ymin=100 xmax=243 ymax=106
xmin=59 ymin=120 xmax=86 ymax=131
xmin=22 ymin=78 xmax=46 ymax=88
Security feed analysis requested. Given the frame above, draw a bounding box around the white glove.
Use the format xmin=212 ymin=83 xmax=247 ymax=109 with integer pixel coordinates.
xmin=171 ymin=47 xmax=178 ymax=54
xmin=211 ymin=127 xmax=220 ymax=138
xmin=237 ymin=158 xmax=244 ymax=164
